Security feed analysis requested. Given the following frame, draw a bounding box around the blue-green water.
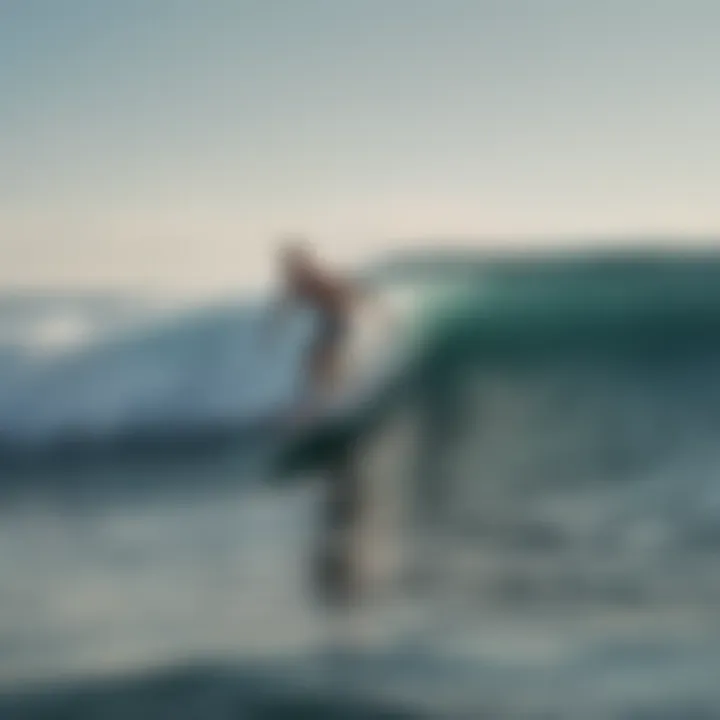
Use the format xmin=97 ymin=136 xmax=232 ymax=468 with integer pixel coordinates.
xmin=4 ymin=250 xmax=720 ymax=717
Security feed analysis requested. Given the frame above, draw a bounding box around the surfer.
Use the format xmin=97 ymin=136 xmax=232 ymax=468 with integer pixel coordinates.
xmin=269 ymin=238 xmax=370 ymax=419
xmin=267 ymin=238 xmax=392 ymax=619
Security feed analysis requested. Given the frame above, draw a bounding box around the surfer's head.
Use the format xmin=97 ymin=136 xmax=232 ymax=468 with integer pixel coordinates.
xmin=279 ymin=236 xmax=314 ymax=276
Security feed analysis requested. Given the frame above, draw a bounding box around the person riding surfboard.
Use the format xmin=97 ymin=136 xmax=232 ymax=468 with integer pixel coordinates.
xmin=266 ymin=236 xmax=393 ymax=615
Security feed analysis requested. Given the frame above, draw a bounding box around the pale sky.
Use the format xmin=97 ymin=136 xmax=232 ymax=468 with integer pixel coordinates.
xmin=2 ymin=0 xmax=720 ymax=295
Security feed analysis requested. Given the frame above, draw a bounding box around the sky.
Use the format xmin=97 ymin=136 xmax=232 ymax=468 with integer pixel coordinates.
xmin=2 ymin=0 xmax=720 ymax=295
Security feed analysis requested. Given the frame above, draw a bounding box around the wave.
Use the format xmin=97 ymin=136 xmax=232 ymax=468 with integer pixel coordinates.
xmin=0 ymin=300 xmax=310 ymax=443
xmin=5 ymin=248 xmax=720 ymax=468
xmin=275 ymin=248 xmax=720 ymax=477
xmin=0 ymin=658 xmax=422 ymax=719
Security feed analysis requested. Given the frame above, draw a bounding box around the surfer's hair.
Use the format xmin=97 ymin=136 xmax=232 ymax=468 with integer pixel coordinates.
xmin=278 ymin=235 xmax=313 ymax=265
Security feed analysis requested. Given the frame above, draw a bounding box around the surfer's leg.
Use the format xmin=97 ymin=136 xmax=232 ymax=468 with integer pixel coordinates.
xmin=313 ymin=455 xmax=364 ymax=609
xmin=292 ymin=345 xmax=333 ymax=423
xmin=289 ymin=338 xmax=333 ymax=423
xmin=306 ymin=319 xmax=344 ymax=405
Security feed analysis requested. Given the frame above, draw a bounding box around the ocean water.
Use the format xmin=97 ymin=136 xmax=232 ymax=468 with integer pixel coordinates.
xmin=3 ymin=251 xmax=720 ymax=718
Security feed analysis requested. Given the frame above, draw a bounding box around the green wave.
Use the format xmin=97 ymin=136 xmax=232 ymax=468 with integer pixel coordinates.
xmin=272 ymin=250 xmax=720 ymax=478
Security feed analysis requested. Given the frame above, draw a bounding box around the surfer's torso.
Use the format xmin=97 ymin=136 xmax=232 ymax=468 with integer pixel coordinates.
xmin=289 ymin=269 xmax=352 ymax=316
xmin=287 ymin=267 xmax=356 ymax=345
